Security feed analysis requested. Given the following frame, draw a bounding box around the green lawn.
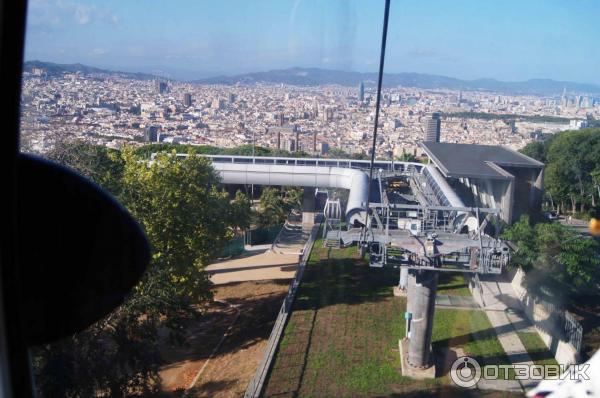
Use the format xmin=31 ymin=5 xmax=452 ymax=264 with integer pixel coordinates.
xmin=517 ymin=332 xmax=558 ymax=366
xmin=263 ymin=239 xmax=518 ymax=397
xmin=437 ymin=273 xmax=471 ymax=296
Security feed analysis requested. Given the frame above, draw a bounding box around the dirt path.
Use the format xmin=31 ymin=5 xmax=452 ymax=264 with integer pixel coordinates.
xmin=158 ymin=280 xmax=290 ymax=397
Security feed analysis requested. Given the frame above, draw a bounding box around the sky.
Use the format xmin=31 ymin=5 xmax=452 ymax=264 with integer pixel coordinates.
xmin=24 ymin=0 xmax=600 ymax=84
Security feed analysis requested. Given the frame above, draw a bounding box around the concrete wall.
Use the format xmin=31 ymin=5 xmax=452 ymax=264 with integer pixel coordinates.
xmin=500 ymin=166 xmax=543 ymax=222
xmin=468 ymin=269 xmax=580 ymax=366
xmin=459 ymin=176 xmax=513 ymax=223
xmin=302 ymin=187 xmax=316 ymax=227
xmin=455 ymin=165 xmax=543 ymax=225
xmin=510 ymin=268 xmax=580 ymax=366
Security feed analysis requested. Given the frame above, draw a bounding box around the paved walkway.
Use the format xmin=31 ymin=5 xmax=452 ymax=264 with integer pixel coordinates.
xmin=206 ymin=250 xmax=300 ymax=284
xmin=474 ymin=274 xmax=538 ymax=392
xmin=271 ymin=222 xmax=311 ymax=255
xmin=435 ymin=294 xmax=478 ymax=309
xmin=559 ymin=217 xmax=590 ymax=235
xmin=207 ymin=222 xmax=311 ymax=285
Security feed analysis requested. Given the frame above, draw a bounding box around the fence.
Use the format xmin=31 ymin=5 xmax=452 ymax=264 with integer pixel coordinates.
xmin=244 ymin=222 xmax=320 ymax=398
xmin=218 ymin=236 xmax=245 ymax=258
xmin=564 ymin=311 xmax=583 ymax=353
xmin=246 ymin=225 xmax=283 ymax=246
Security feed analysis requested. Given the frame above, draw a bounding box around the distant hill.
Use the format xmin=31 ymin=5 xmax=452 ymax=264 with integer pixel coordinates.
xmin=23 ymin=61 xmax=600 ymax=95
xmin=23 ymin=60 xmax=159 ymax=81
xmin=196 ymin=67 xmax=600 ymax=96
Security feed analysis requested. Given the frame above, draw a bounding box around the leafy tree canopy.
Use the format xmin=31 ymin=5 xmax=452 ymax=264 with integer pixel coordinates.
xmin=520 ymin=128 xmax=600 ymax=215
xmin=502 ymin=215 xmax=600 ymax=304
xmin=33 ymin=143 xmax=251 ymax=396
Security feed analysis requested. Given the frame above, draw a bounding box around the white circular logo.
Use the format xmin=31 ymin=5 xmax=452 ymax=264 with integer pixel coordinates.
xmin=450 ymin=356 xmax=481 ymax=388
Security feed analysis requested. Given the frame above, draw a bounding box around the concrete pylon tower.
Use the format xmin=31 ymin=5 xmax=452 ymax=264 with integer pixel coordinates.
xmin=399 ymin=268 xmax=438 ymax=378
xmin=406 ymin=270 xmax=438 ymax=368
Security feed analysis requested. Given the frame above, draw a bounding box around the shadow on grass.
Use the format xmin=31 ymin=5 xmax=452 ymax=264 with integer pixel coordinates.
xmin=263 ymin=246 xmax=401 ymax=397
xmin=434 ymin=324 xmax=554 ymax=372
xmin=295 ymin=257 xmax=398 ymax=312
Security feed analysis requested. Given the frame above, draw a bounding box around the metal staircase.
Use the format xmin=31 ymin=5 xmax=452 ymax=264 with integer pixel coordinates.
xmin=323 ymin=198 xmax=343 ymax=248
xmin=324 ymin=230 xmax=341 ymax=248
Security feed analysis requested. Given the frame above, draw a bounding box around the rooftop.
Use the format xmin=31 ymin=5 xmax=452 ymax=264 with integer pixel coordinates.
xmin=420 ymin=141 xmax=544 ymax=180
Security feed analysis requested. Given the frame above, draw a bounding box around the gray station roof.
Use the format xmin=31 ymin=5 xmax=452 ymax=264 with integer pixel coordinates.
xmin=420 ymin=142 xmax=544 ymax=180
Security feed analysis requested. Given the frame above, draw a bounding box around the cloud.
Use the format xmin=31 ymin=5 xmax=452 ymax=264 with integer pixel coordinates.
xmin=405 ymin=48 xmax=443 ymax=58
xmin=89 ymin=48 xmax=108 ymax=56
xmin=73 ymin=4 xmax=91 ymax=24
xmin=28 ymin=0 xmax=120 ymax=28
xmin=404 ymin=47 xmax=460 ymax=63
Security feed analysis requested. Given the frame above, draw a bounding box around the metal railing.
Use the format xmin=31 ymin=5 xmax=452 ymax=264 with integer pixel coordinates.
xmin=564 ymin=311 xmax=583 ymax=352
xmin=244 ymin=220 xmax=321 ymax=398
xmin=169 ymin=153 xmax=425 ymax=173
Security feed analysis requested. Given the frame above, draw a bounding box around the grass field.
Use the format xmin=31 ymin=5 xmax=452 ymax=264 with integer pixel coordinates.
xmin=437 ymin=273 xmax=471 ymax=296
xmin=516 ymin=332 xmax=558 ymax=367
xmin=262 ymin=239 xmax=519 ymax=397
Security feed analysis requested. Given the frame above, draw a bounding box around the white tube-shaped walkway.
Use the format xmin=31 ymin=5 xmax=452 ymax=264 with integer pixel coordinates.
xmin=212 ymin=163 xmax=369 ymax=225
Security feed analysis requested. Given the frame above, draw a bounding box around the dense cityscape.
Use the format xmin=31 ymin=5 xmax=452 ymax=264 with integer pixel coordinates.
xmin=19 ymin=64 xmax=598 ymax=158
xmin=13 ymin=0 xmax=600 ymax=395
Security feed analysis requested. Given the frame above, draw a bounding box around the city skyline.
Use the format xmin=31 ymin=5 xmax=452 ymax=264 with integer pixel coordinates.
xmin=24 ymin=0 xmax=600 ymax=85
xmin=21 ymin=60 xmax=600 ymax=96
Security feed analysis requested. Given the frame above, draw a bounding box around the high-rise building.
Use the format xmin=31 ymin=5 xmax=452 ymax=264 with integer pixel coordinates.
xmin=228 ymin=93 xmax=236 ymax=103
xmin=211 ymin=98 xmax=225 ymax=110
xmin=321 ymin=107 xmax=334 ymax=122
xmin=358 ymin=81 xmax=365 ymax=102
xmin=317 ymin=142 xmax=329 ymax=155
xmin=144 ymin=126 xmax=159 ymax=142
xmin=155 ymin=80 xmax=168 ymax=94
xmin=283 ymin=138 xmax=296 ymax=152
xmin=32 ymin=67 xmax=45 ymax=76
xmin=561 ymin=87 xmax=568 ymax=108
xmin=277 ymin=113 xmax=284 ymax=127
xmin=183 ymin=93 xmax=192 ymax=107
xmin=423 ymin=112 xmax=441 ymax=143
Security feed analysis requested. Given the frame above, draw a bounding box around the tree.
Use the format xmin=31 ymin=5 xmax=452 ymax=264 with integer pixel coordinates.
xmin=133 ymin=143 xmax=222 ymax=158
xmin=257 ymin=187 xmax=286 ymax=227
xmin=541 ymin=129 xmax=600 ymax=214
xmin=46 ymin=139 xmax=125 ymax=196
xmin=503 ymin=215 xmax=600 ymax=304
xmin=520 ymin=141 xmax=548 ymax=163
xmin=555 ymin=232 xmax=600 ymax=295
xmin=396 ymin=153 xmax=417 ymax=162
xmin=328 ymin=148 xmax=350 ymax=159
xmin=33 ymin=146 xmax=245 ymax=396
xmin=120 ymin=150 xmax=236 ymax=302
xmin=591 ymin=168 xmax=600 ymax=208
xmin=231 ymin=190 xmax=252 ymax=232
xmin=519 ymin=128 xmax=600 ymax=215
xmin=501 ymin=215 xmax=537 ymax=271
xmin=282 ymin=187 xmax=303 ymax=214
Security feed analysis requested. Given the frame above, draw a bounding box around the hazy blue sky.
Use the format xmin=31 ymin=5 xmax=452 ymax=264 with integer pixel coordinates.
xmin=24 ymin=0 xmax=600 ymax=84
